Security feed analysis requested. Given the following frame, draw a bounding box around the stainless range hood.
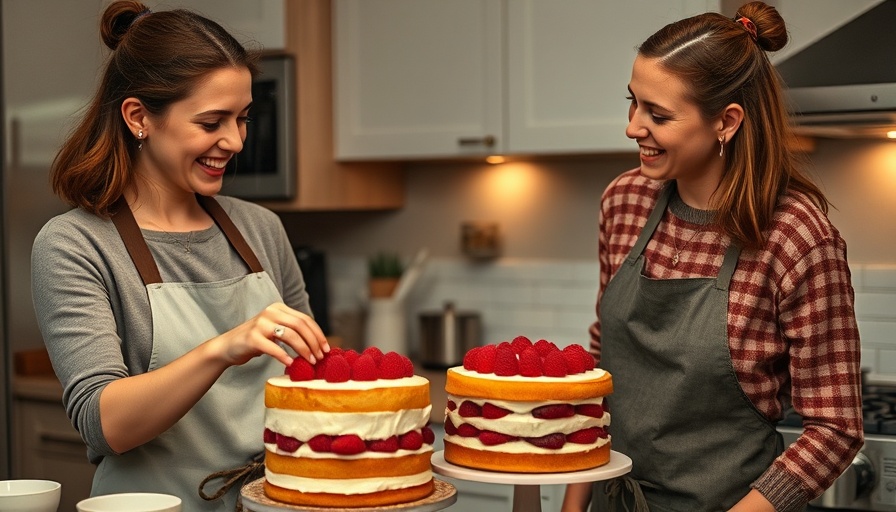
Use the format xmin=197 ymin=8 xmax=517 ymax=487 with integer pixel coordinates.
xmin=777 ymin=1 xmax=896 ymax=138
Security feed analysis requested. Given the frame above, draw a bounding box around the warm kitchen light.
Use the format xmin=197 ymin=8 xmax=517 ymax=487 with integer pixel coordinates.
xmin=887 ymin=130 xmax=896 ymax=139
xmin=485 ymin=155 xmax=506 ymax=164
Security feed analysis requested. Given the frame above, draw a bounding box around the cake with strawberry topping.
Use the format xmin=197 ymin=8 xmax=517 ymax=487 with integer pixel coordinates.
xmin=444 ymin=337 xmax=612 ymax=473
xmin=263 ymin=347 xmax=435 ymax=507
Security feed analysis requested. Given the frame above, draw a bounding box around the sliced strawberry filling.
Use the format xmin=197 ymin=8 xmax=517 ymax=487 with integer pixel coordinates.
xmin=448 ymin=424 xmax=610 ymax=449
xmin=264 ymin=426 xmax=436 ymax=455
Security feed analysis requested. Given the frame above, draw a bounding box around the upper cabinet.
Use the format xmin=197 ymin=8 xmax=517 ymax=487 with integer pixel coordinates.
xmin=333 ymin=0 xmax=719 ymax=161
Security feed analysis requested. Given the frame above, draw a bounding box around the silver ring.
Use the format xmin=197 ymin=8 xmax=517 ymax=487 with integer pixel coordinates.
xmin=273 ymin=325 xmax=286 ymax=338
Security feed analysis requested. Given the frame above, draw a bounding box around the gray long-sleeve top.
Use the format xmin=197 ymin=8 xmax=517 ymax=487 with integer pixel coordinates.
xmin=31 ymin=196 xmax=310 ymax=463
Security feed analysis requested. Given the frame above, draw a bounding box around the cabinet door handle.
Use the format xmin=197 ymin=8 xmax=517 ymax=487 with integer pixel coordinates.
xmin=457 ymin=135 xmax=496 ymax=147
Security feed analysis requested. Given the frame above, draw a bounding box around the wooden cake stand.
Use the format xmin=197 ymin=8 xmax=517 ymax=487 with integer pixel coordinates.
xmin=431 ymin=450 xmax=632 ymax=512
xmin=240 ymin=477 xmax=457 ymax=512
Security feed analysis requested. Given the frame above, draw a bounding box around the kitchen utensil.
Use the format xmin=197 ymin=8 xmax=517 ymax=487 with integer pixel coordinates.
xmin=0 ymin=480 xmax=61 ymax=512
xmin=392 ymin=248 xmax=428 ymax=303
xmin=76 ymin=493 xmax=181 ymax=512
xmin=419 ymin=302 xmax=481 ymax=369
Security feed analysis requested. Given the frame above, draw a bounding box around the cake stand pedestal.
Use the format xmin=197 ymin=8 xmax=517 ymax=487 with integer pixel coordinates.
xmin=431 ymin=450 xmax=632 ymax=512
xmin=240 ymin=478 xmax=457 ymax=512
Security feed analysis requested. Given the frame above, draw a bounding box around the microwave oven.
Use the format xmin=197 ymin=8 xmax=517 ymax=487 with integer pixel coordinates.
xmin=219 ymin=54 xmax=296 ymax=200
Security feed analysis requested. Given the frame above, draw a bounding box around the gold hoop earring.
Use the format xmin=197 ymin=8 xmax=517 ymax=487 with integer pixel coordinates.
xmin=718 ymin=136 xmax=725 ymax=157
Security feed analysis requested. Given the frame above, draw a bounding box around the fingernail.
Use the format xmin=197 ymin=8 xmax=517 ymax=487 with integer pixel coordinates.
xmin=309 ymin=355 xmax=316 ymax=364
xmin=323 ymin=343 xmax=331 ymax=353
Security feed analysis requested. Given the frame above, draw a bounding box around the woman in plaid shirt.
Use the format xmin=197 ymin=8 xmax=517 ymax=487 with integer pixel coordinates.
xmin=564 ymin=2 xmax=862 ymax=512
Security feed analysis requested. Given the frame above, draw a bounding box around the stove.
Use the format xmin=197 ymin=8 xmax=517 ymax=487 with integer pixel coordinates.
xmin=777 ymin=384 xmax=896 ymax=511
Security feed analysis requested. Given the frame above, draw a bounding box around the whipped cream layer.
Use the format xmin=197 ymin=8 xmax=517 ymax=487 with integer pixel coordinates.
xmin=266 ymin=406 xmax=432 ymax=444
xmin=444 ymin=394 xmax=610 ymax=454
xmin=265 ymin=467 xmax=432 ymax=494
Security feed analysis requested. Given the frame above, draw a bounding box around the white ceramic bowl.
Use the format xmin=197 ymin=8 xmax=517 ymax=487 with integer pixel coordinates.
xmin=0 ymin=479 xmax=61 ymax=512
xmin=76 ymin=493 xmax=181 ymax=512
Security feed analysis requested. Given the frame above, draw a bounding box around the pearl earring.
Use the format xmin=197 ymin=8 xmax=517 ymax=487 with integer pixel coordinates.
xmin=718 ymin=136 xmax=725 ymax=157
xmin=137 ymin=129 xmax=144 ymax=152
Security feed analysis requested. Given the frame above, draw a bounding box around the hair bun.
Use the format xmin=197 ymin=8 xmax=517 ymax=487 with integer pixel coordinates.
xmin=100 ymin=0 xmax=151 ymax=50
xmin=736 ymin=1 xmax=788 ymax=52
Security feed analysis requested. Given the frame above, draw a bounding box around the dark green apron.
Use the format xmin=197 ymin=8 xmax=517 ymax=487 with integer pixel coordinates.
xmin=593 ymin=183 xmax=784 ymax=512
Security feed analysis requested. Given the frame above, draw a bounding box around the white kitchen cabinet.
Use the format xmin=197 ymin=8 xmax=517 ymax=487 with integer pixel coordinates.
xmin=334 ymin=0 xmax=719 ymax=160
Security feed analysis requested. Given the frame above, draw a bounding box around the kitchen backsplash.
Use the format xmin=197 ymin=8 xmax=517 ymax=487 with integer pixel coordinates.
xmin=325 ymin=257 xmax=896 ymax=381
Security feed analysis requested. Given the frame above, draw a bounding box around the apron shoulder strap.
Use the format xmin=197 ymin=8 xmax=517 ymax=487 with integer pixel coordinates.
xmin=627 ymin=181 xmax=674 ymax=262
xmin=111 ymin=196 xmax=163 ymax=285
xmin=196 ymin=195 xmax=265 ymax=274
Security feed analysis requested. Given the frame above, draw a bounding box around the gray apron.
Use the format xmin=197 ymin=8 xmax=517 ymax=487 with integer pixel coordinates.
xmin=593 ymin=183 xmax=784 ymax=512
xmin=93 ymin=195 xmax=284 ymax=511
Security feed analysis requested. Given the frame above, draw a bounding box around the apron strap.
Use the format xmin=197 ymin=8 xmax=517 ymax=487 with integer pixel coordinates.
xmin=196 ymin=194 xmax=264 ymax=274
xmin=627 ymin=182 xmax=674 ymax=263
xmin=110 ymin=195 xmax=265 ymax=286
xmin=715 ymin=243 xmax=742 ymax=291
xmin=111 ymin=196 xmax=164 ymax=285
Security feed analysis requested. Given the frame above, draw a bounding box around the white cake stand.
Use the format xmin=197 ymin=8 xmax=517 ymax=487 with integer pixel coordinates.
xmin=431 ymin=450 xmax=632 ymax=512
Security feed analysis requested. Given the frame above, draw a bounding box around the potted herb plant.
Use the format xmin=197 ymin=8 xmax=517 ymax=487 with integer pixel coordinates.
xmin=368 ymin=252 xmax=404 ymax=298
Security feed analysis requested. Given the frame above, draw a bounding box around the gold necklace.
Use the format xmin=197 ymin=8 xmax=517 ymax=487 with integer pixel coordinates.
xmin=671 ymin=225 xmax=706 ymax=266
xmin=146 ymin=222 xmax=195 ymax=253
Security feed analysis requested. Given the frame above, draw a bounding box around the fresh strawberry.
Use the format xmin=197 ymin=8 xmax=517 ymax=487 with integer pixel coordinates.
xmin=328 ymin=347 xmax=344 ymax=357
xmin=532 ymin=404 xmax=575 ymax=419
xmin=342 ymin=349 xmax=360 ymax=368
xmin=308 ymin=434 xmax=333 ymax=452
xmin=533 ymin=339 xmax=556 ymax=357
xmin=567 ymin=427 xmax=600 ymax=444
xmin=400 ymin=354 xmax=415 ymax=377
xmin=378 ymin=352 xmax=407 ymax=379
xmin=263 ymin=428 xmax=277 ymax=444
xmin=456 ymin=423 xmax=481 ymax=438
xmin=399 ymin=430 xmax=424 ymax=450
xmin=422 ymin=426 xmax=436 ymax=445
xmin=477 ymin=344 xmax=498 ymax=374
xmin=446 ymin=399 xmax=458 ymax=411
xmin=458 ymin=400 xmax=482 ymax=417
xmin=543 ymin=350 xmax=568 ymax=377
xmin=479 ymin=430 xmax=517 ymax=446
xmin=494 ymin=343 xmax=520 ymax=376
xmin=313 ymin=355 xmax=330 ymax=380
xmin=351 ymin=353 xmax=379 ymax=381
xmin=368 ymin=436 xmax=400 ymax=452
xmin=482 ymin=402 xmax=512 ymax=419
xmin=286 ymin=358 xmax=315 ymax=381
xmin=324 ymin=354 xmax=352 ymax=383
xmin=362 ymin=346 xmax=384 ymax=366
xmin=276 ymin=433 xmax=303 ymax=452
xmin=575 ymin=403 xmax=604 ymax=418
xmin=562 ymin=350 xmax=586 ymax=374
xmin=598 ymin=427 xmax=610 ymax=438
xmin=444 ymin=417 xmax=457 ymax=435
xmin=518 ymin=347 xmax=544 ymax=377
xmin=331 ymin=434 xmax=366 ymax=455
xmin=510 ymin=336 xmax=533 ymax=354
xmin=463 ymin=346 xmax=481 ymax=370
xmin=524 ymin=433 xmax=566 ymax=450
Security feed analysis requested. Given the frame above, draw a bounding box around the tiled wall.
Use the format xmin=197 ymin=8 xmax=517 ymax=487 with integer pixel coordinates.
xmin=327 ymin=257 xmax=896 ymax=381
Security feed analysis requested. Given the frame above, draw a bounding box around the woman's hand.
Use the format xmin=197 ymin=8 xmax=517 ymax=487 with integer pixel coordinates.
xmin=211 ymin=302 xmax=329 ymax=367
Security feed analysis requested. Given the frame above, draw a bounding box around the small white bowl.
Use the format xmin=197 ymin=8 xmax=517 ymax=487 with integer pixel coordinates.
xmin=0 ymin=479 xmax=61 ymax=512
xmin=76 ymin=492 xmax=181 ymax=512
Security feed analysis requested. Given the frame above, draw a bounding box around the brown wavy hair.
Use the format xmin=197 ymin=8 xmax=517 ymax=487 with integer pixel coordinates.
xmin=638 ymin=1 xmax=828 ymax=249
xmin=50 ymin=1 xmax=260 ymax=216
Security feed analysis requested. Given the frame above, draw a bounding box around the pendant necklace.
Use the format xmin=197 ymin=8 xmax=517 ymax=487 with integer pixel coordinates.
xmin=147 ymin=222 xmax=195 ymax=253
xmin=671 ymin=225 xmax=705 ymax=266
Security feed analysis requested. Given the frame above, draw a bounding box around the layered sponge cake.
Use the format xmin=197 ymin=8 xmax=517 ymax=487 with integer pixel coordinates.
xmin=264 ymin=347 xmax=435 ymax=507
xmin=444 ymin=337 xmax=612 ymax=473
